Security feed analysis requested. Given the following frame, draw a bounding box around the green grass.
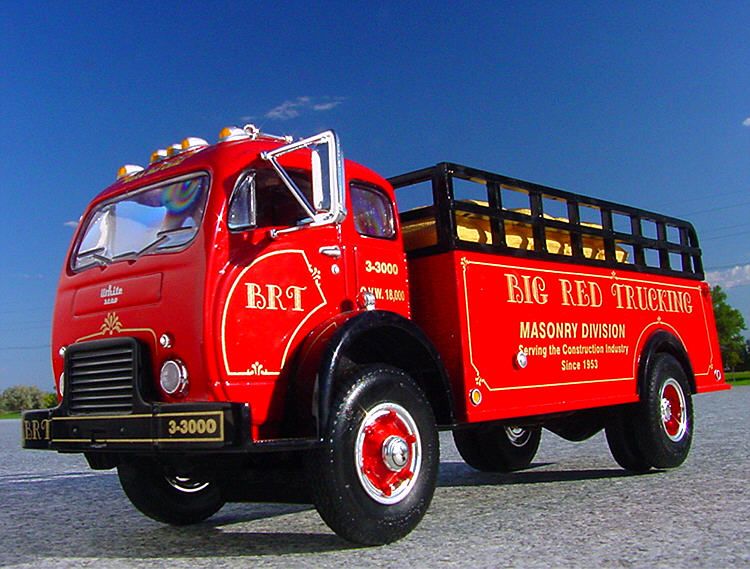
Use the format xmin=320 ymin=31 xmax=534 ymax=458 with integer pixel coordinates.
xmin=726 ymin=371 xmax=750 ymax=386
xmin=0 ymin=411 xmax=21 ymax=420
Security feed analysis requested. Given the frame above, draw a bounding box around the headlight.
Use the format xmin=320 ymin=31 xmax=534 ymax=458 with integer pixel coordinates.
xmin=160 ymin=360 xmax=189 ymax=396
xmin=58 ymin=373 xmax=65 ymax=398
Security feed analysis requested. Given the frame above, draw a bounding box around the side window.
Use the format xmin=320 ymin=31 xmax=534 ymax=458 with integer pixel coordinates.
xmin=351 ymin=184 xmax=396 ymax=239
xmin=228 ymin=168 xmax=313 ymax=231
xmin=255 ymin=169 xmax=313 ymax=228
xmin=228 ymin=172 xmax=255 ymax=230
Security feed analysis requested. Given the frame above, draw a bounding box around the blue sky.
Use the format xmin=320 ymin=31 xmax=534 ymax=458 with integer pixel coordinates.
xmin=1 ymin=2 xmax=748 ymax=391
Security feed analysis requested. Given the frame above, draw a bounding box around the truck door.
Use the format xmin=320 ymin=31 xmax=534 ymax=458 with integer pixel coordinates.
xmin=346 ymin=181 xmax=410 ymax=317
xmin=217 ymin=132 xmax=348 ymax=409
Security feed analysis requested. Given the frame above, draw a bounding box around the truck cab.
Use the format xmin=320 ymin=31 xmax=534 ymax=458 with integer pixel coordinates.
xmin=49 ymin=128 xmax=425 ymax=443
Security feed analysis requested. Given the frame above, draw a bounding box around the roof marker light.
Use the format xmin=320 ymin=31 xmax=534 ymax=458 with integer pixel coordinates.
xmin=218 ymin=126 xmax=250 ymax=142
xmin=166 ymin=144 xmax=182 ymax=157
xmin=181 ymin=137 xmax=209 ymax=151
xmin=150 ymin=149 xmax=168 ymax=164
xmin=116 ymin=164 xmax=144 ymax=180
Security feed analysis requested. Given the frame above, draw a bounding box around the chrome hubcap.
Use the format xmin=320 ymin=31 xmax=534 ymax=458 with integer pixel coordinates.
xmin=660 ymin=398 xmax=673 ymax=423
xmin=382 ymin=435 xmax=410 ymax=471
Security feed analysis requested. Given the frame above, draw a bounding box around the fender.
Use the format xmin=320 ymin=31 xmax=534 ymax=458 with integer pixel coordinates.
xmin=285 ymin=310 xmax=454 ymax=438
xmin=637 ymin=330 xmax=696 ymax=394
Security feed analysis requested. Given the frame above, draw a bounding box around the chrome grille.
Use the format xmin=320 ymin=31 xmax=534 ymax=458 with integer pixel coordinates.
xmin=67 ymin=341 xmax=136 ymax=414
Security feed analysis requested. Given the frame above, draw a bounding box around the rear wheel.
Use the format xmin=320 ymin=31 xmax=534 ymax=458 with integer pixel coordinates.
xmin=606 ymin=352 xmax=693 ymax=471
xmin=453 ymin=424 xmax=541 ymax=472
xmin=605 ymin=407 xmax=651 ymax=472
xmin=308 ymin=365 xmax=439 ymax=545
xmin=634 ymin=353 xmax=693 ymax=468
xmin=117 ymin=458 xmax=224 ymax=525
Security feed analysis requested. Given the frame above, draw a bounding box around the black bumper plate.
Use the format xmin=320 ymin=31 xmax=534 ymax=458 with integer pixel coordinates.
xmin=22 ymin=405 xmax=243 ymax=451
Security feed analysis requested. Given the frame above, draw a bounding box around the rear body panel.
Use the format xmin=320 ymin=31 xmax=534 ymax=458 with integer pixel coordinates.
xmin=409 ymin=248 xmax=726 ymax=425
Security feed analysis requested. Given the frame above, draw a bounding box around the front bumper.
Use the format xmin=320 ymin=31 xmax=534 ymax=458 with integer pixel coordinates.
xmin=22 ymin=402 xmax=251 ymax=453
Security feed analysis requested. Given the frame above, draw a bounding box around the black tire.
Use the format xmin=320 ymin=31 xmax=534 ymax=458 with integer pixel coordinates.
xmin=117 ymin=458 xmax=225 ymax=525
xmin=633 ymin=353 xmax=693 ymax=468
xmin=453 ymin=424 xmax=541 ymax=472
xmin=308 ymin=365 xmax=439 ymax=545
xmin=605 ymin=406 xmax=651 ymax=472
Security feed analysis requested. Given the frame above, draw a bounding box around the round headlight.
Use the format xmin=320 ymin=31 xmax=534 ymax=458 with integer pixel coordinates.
xmin=160 ymin=360 xmax=189 ymax=396
xmin=58 ymin=372 xmax=65 ymax=398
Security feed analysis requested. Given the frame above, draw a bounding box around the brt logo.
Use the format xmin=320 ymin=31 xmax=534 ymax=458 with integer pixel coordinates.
xmin=245 ymin=283 xmax=307 ymax=311
xmin=23 ymin=419 xmax=51 ymax=442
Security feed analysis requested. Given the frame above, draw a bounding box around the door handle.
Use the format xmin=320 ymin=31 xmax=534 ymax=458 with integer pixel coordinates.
xmin=319 ymin=246 xmax=342 ymax=258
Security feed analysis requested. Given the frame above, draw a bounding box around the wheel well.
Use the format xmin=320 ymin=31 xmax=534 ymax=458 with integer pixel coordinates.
xmin=335 ymin=325 xmax=454 ymax=426
xmin=639 ymin=331 xmax=696 ymax=394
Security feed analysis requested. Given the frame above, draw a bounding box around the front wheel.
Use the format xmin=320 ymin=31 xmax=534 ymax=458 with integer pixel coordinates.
xmin=117 ymin=458 xmax=225 ymax=525
xmin=308 ymin=365 xmax=439 ymax=545
xmin=453 ymin=424 xmax=541 ymax=472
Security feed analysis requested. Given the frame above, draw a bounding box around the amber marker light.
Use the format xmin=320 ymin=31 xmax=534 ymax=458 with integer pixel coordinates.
xmin=469 ymin=389 xmax=482 ymax=406
xmin=218 ymin=126 xmax=249 ymax=142
xmin=116 ymin=164 xmax=144 ymax=180
xmin=181 ymin=137 xmax=209 ymax=151
xmin=150 ymin=149 xmax=168 ymax=164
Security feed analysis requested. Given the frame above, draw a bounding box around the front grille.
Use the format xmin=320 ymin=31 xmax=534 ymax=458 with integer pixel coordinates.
xmin=67 ymin=340 xmax=136 ymax=414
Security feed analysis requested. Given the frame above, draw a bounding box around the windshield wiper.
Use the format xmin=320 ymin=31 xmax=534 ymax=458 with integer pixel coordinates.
xmin=135 ymin=226 xmax=197 ymax=258
xmin=82 ymin=227 xmax=197 ymax=266
xmin=76 ymin=247 xmax=111 ymax=267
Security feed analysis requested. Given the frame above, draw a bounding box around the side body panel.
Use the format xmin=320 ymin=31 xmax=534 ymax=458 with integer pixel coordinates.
xmin=409 ymin=249 xmax=725 ymax=424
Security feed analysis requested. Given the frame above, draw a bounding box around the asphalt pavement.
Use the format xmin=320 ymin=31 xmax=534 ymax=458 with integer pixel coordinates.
xmin=1 ymin=387 xmax=748 ymax=568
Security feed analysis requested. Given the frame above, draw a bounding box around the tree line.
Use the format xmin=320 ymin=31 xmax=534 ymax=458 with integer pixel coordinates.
xmin=711 ymin=286 xmax=749 ymax=371
xmin=0 ymin=386 xmax=56 ymax=413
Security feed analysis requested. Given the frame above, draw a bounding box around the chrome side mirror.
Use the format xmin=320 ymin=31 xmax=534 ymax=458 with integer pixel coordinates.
xmin=261 ymin=130 xmax=346 ymax=237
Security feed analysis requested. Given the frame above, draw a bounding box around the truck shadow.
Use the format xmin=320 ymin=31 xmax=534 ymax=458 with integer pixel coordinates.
xmin=437 ymin=460 xmax=660 ymax=487
xmin=3 ymin=461 xmax=660 ymax=563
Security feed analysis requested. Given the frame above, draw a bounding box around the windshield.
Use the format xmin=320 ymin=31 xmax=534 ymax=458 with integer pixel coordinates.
xmin=73 ymin=174 xmax=210 ymax=270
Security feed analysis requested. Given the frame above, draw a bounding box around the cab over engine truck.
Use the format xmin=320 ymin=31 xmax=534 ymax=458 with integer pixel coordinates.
xmin=23 ymin=126 xmax=728 ymax=544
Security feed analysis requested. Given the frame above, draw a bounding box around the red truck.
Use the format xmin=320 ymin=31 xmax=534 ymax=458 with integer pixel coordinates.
xmin=23 ymin=125 xmax=728 ymax=544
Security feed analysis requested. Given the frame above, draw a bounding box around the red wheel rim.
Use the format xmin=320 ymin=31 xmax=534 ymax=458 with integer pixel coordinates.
xmin=355 ymin=402 xmax=421 ymax=505
xmin=660 ymin=378 xmax=687 ymax=442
